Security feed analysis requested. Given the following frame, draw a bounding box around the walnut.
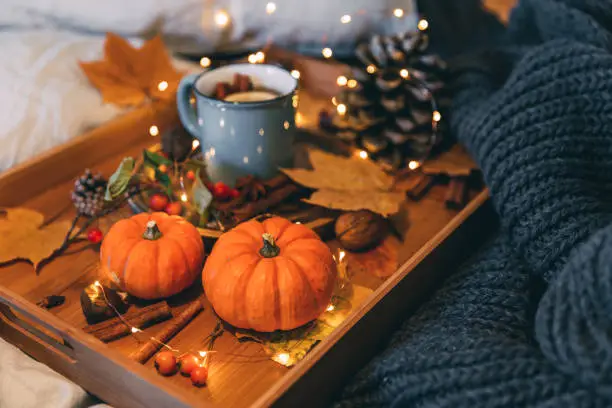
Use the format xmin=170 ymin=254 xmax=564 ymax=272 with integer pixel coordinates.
xmin=334 ymin=210 xmax=388 ymax=252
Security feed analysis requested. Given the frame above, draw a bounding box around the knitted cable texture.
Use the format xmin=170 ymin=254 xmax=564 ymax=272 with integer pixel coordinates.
xmin=336 ymin=0 xmax=612 ymax=406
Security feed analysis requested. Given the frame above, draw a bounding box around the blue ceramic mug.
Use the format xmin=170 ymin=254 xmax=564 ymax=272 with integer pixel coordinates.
xmin=177 ymin=64 xmax=298 ymax=186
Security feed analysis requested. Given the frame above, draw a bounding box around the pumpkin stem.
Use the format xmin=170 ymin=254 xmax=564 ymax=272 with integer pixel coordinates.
xmin=260 ymin=233 xmax=280 ymax=258
xmin=143 ymin=220 xmax=162 ymax=240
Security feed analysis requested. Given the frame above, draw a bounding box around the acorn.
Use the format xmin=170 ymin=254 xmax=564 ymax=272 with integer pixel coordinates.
xmin=334 ymin=210 xmax=388 ymax=252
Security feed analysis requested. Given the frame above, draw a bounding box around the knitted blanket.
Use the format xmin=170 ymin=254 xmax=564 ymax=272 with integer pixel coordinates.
xmin=336 ymin=0 xmax=612 ymax=406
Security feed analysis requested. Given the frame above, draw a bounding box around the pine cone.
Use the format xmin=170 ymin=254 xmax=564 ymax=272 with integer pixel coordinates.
xmin=71 ymin=169 xmax=107 ymax=217
xmin=329 ymin=26 xmax=448 ymax=171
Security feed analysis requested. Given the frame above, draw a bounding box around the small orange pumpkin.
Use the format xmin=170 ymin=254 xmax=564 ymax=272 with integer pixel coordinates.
xmin=203 ymin=216 xmax=336 ymax=332
xmin=100 ymin=212 xmax=204 ymax=299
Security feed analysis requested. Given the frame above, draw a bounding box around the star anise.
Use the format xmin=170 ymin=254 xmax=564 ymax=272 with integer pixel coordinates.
xmin=235 ymin=175 xmax=267 ymax=202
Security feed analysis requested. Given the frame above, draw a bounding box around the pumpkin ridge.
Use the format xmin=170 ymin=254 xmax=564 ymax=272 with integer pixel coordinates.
xmin=232 ymin=255 xmax=262 ymax=327
xmin=270 ymin=260 xmax=281 ymax=331
xmin=164 ymin=235 xmax=192 ymax=295
xmin=286 ymin=257 xmax=321 ymax=313
xmin=110 ymin=237 xmax=141 ymax=287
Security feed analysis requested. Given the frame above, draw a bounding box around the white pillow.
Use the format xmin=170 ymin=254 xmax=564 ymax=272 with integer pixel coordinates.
xmin=0 ymin=0 xmax=418 ymax=55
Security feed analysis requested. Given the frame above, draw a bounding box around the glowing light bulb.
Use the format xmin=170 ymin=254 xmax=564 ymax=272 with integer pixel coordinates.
xmin=326 ymin=304 xmax=335 ymax=312
xmin=291 ymin=70 xmax=301 ymax=79
xmin=180 ymin=193 xmax=188 ymax=202
xmin=215 ymin=10 xmax=230 ymax=27
xmin=322 ymin=47 xmax=333 ymax=59
xmin=338 ymin=250 xmax=346 ymax=262
xmin=192 ymin=140 xmax=200 ymax=150
xmin=393 ymin=8 xmax=404 ymax=18
xmin=408 ymin=160 xmax=420 ymax=170
xmin=131 ymin=327 xmax=142 ymax=333
xmin=94 ymin=281 xmax=102 ymax=288
xmin=331 ymin=96 xmax=338 ymax=106
xmin=418 ymin=19 xmax=429 ymax=31
xmin=200 ymin=57 xmax=211 ymax=68
xmin=276 ymin=353 xmax=290 ymax=365
xmin=400 ymin=69 xmax=410 ymax=79
xmin=248 ymin=54 xmax=258 ymax=64
xmin=149 ymin=125 xmax=159 ymax=136
xmin=199 ymin=351 xmax=208 ymax=358
xmin=433 ymin=110 xmax=442 ymax=122
xmin=366 ymin=65 xmax=377 ymax=74
xmin=347 ymin=79 xmax=358 ymax=88
xmin=337 ymin=103 xmax=347 ymax=115
xmin=295 ymin=112 xmax=305 ymax=126
xmin=266 ymin=2 xmax=276 ymax=14
xmin=358 ymin=150 xmax=368 ymax=159
xmin=336 ymin=76 xmax=348 ymax=86
xmin=255 ymin=51 xmax=265 ymax=63
xmin=283 ymin=121 xmax=290 ymax=130
xmin=340 ymin=15 xmax=351 ymax=24
xmin=157 ymin=81 xmax=168 ymax=92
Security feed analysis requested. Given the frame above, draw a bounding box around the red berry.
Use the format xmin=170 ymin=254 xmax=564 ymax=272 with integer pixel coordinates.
xmin=149 ymin=193 xmax=169 ymax=212
xmin=190 ymin=366 xmax=208 ymax=386
xmin=165 ymin=202 xmax=183 ymax=216
xmin=158 ymin=164 xmax=168 ymax=174
xmin=86 ymin=228 xmax=103 ymax=244
xmin=230 ymin=188 xmax=240 ymax=199
xmin=179 ymin=354 xmax=200 ymax=377
xmin=213 ymin=181 xmax=231 ymax=200
xmin=186 ymin=170 xmax=196 ymax=181
xmin=155 ymin=351 xmax=177 ymax=376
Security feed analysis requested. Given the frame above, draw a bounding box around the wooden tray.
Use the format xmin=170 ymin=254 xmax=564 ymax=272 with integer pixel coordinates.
xmin=0 ymin=89 xmax=496 ymax=407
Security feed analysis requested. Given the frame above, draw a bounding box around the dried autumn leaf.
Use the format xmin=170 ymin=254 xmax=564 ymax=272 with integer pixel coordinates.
xmin=421 ymin=144 xmax=478 ymax=177
xmin=281 ymin=149 xmax=403 ymax=216
xmin=80 ymin=33 xmax=182 ymax=107
xmin=0 ymin=208 xmax=72 ymax=270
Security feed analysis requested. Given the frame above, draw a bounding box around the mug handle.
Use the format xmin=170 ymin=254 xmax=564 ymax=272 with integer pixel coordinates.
xmin=177 ymin=73 xmax=200 ymax=137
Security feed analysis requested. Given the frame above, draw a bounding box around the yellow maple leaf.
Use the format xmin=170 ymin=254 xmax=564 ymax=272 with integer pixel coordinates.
xmin=80 ymin=33 xmax=183 ymax=107
xmin=0 ymin=208 xmax=72 ymax=271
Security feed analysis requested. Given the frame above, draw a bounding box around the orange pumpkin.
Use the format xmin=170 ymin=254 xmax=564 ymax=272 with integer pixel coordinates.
xmin=203 ymin=216 xmax=336 ymax=332
xmin=100 ymin=212 xmax=204 ymax=299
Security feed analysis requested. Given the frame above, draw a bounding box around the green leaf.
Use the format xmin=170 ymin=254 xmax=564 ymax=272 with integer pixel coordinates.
xmin=105 ymin=157 xmax=135 ymax=201
xmin=184 ymin=158 xmax=207 ymax=173
xmin=143 ymin=149 xmax=172 ymax=168
xmin=191 ymin=170 xmax=213 ymax=219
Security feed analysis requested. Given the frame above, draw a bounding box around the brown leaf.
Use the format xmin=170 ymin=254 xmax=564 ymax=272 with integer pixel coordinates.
xmin=80 ymin=34 xmax=182 ymax=107
xmin=421 ymin=144 xmax=478 ymax=177
xmin=0 ymin=208 xmax=72 ymax=270
xmin=281 ymin=149 xmax=402 ymax=216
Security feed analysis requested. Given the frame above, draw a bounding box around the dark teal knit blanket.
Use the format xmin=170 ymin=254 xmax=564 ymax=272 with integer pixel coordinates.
xmin=336 ymin=0 xmax=612 ymax=406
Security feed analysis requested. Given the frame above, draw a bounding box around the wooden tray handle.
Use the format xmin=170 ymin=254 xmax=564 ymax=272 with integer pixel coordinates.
xmin=0 ymin=288 xmax=76 ymax=362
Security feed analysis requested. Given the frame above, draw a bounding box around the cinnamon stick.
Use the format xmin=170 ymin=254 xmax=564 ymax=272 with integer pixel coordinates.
xmin=231 ymin=183 xmax=301 ymax=223
xmin=406 ymin=174 xmax=436 ymax=201
xmin=128 ymin=299 xmax=204 ymax=364
xmin=445 ymin=177 xmax=469 ymax=209
xmin=83 ymin=301 xmax=172 ymax=343
xmin=218 ymin=173 xmax=291 ymax=211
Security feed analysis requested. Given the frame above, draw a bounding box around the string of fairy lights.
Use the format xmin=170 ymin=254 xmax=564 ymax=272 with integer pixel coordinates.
xmin=146 ymin=2 xmax=435 ymax=174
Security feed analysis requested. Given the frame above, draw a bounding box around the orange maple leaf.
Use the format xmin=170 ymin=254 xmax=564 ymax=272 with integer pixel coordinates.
xmin=80 ymin=33 xmax=183 ymax=107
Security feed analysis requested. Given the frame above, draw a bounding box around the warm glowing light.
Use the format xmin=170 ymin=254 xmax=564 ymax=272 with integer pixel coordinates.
xmin=157 ymin=81 xmax=168 ymax=92
xmin=290 ymin=70 xmax=301 ymax=79
xmin=295 ymin=221 xmax=302 ymax=224
xmin=215 ymin=10 xmax=230 ymax=27
xmin=149 ymin=125 xmax=159 ymax=136
xmin=326 ymin=304 xmax=335 ymax=312
xmin=393 ymin=8 xmax=404 ymax=18
xmin=276 ymin=353 xmax=290 ymax=365
xmin=418 ymin=19 xmax=429 ymax=31
xmin=400 ymin=69 xmax=409 ymax=79
xmin=199 ymin=351 xmax=208 ymax=358
xmin=433 ymin=110 xmax=442 ymax=122
xmin=347 ymin=79 xmax=358 ymax=88
xmin=94 ymin=281 xmax=102 ymax=288
xmin=248 ymin=54 xmax=258 ymax=64
xmin=322 ymin=47 xmax=333 ymax=59
xmin=131 ymin=327 xmax=142 ymax=333
xmin=243 ymin=156 xmax=249 ymax=164
xmin=366 ymin=65 xmax=377 ymax=74
xmin=331 ymin=96 xmax=338 ymax=106
xmin=336 ymin=76 xmax=348 ymax=86
xmin=408 ymin=160 xmax=420 ymax=170
xmin=283 ymin=121 xmax=290 ymax=130
xmin=338 ymin=250 xmax=346 ymax=262
xmin=200 ymin=57 xmax=211 ymax=68
xmin=192 ymin=140 xmax=200 ymax=150
xmin=295 ymin=112 xmax=305 ymax=126
xmin=256 ymin=51 xmax=265 ymax=62
xmin=337 ymin=103 xmax=347 ymax=115
xmin=292 ymin=95 xmax=299 ymax=108
xmin=358 ymin=150 xmax=368 ymax=159
xmin=266 ymin=2 xmax=276 ymax=14
xmin=180 ymin=193 xmax=188 ymax=202
xmin=340 ymin=14 xmax=352 ymax=24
